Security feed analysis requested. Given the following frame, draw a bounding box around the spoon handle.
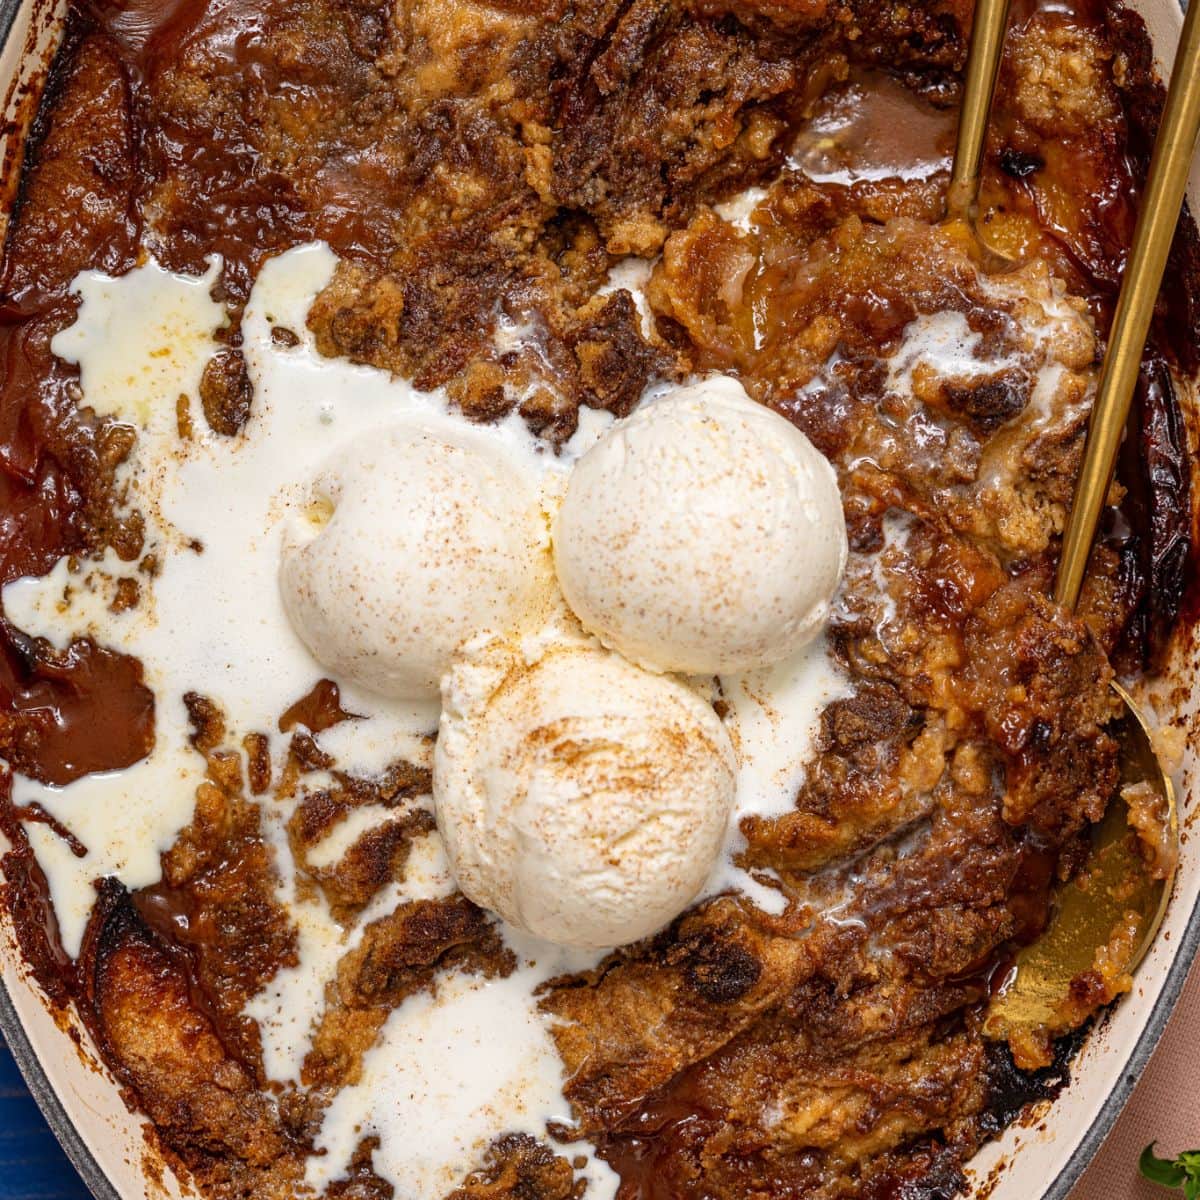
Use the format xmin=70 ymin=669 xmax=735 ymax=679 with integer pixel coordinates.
xmin=1055 ymin=3 xmax=1200 ymax=612
xmin=946 ymin=0 xmax=1012 ymax=223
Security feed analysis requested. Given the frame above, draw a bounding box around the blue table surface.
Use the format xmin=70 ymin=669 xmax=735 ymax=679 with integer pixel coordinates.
xmin=0 ymin=1032 xmax=91 ymax=1199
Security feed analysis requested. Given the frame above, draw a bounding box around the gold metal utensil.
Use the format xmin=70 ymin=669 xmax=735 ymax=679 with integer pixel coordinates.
xmin=985 ymin=0 xmax=1200 ymax=1040
xmin=945 ymin=0 xmax=1012 ymax=229
xmin=944 ymin=0 xmax=1018 ymax=268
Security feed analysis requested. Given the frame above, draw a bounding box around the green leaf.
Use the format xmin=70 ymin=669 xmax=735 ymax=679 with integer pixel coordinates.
xmin=1180 ymin=1150 xmax=1200 ymax=1177
xmin=1141 ymin=1143 xmax=1188 ymax=1189
xmin=1184 ymin=1177 xmax=1200 ymax=1200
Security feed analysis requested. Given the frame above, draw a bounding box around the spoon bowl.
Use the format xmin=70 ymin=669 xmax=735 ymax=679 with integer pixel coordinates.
xmin=945 ymin=0 xmax=1019 ymax=268
xmin=985 ymin=684 xmax=1178 ymax=1044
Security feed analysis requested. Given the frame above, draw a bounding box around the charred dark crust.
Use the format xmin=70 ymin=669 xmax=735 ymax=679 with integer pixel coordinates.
xmin=979 ymin=1024 xmax=1089 ymax=1135
xmin=1112 ymin=357 xmax=1193 ymax=669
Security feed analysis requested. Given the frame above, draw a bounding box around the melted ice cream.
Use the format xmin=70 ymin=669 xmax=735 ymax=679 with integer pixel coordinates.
xmin=2 ymin=243 xmax=850 ymax=1197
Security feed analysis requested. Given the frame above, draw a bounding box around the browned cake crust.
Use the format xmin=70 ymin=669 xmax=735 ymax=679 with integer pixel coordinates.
xmin=0 ymin=0 xmax=1196 ymax=1197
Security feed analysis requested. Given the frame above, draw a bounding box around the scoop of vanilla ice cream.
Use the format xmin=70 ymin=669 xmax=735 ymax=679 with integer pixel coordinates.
xmin=553 ymin=375 xmax=847 ymax=675
xmin=433 ymin=634 xmax=737 ymax=948
xmin=280 ymin=425 xmax=546 ymax=700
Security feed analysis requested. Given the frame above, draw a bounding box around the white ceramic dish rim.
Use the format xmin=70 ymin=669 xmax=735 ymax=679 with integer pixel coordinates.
xmin=0 ymin=0 xmax=1195 ymax=1197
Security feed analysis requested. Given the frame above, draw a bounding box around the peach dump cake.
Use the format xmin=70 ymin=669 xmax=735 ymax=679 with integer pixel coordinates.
xmin=0 ymin=0 xmax=1197 ymax=1197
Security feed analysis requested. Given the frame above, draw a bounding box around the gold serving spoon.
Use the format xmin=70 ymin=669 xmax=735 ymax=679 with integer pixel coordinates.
xmin=945 ymin=0 xmax=1013 ymax=246
xmin=982 ymin=0 xmax=1200 ymax=1039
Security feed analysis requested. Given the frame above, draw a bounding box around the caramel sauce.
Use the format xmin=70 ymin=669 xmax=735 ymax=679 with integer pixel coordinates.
xmin=0 ymin=770 xmax=73 ymax=1002
xmin=278 ymin=677 xmax=360 ymax=734
xmin=599 ymin=1082 xmax=723 ymax=1200
xmin=789 ymin=70 xmax=956 ymax=187
xmin=0 ymin=624 xmax=154 ymax=785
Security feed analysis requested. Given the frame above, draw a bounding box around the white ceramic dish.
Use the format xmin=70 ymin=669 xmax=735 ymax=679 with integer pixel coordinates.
xmin=0 ymin=2 xmax=1197 ymax=1198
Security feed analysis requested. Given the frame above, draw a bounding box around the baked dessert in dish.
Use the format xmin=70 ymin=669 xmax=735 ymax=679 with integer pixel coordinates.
xmin=0 ymin=0 xmax=1196 ymax=1197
